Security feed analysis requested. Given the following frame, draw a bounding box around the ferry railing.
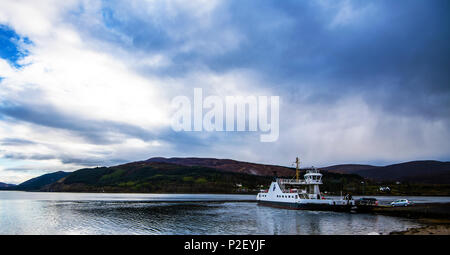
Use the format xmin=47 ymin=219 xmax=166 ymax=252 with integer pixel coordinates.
xmin=305 ymin=180 xmax=323 ymax=184
xmin=277 ymin=178 xmax=322 ymax=185
xmin=277 ymin=179 xmax=307 ymax=185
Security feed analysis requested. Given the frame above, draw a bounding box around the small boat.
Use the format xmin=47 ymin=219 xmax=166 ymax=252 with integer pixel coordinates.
xmin=256 ymin=157 xmax=355 ymax=211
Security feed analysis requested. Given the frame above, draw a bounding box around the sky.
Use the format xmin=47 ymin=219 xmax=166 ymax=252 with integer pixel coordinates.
xmin=0 ymin=0 xmax=449 ymax=184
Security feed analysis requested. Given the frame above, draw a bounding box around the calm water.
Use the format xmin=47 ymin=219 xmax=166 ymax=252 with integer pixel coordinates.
xmin=2 ymin=191 xmax=446 ymax=235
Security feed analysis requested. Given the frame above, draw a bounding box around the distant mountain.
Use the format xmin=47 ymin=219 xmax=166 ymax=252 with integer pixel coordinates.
xmin=11 ymin=157 xmax=450 ymax=194
xmin=0 ymin=182 xmax=16 ymax=188
xmin=46 ymin=162 xmax=274 ymax=193
xmin=146 ymin=157 xmax=295 ymax=177
xmin=45 ymin=161 xmax=363 ymax=194
xmin=323 ymin=160 xmax=450 ymax=184
xmin=320 ymin=164 xmax=378 ymax=174
xmin=17 ymin=171 xmax=70 ymax=191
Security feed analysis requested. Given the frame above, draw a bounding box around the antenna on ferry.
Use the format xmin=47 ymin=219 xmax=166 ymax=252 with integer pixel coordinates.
xmin=295 ymin=157 xmax=300 ymax=182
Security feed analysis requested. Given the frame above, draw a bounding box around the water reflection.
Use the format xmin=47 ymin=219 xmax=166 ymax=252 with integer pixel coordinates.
xmin=253 ymin=204 xmax=418 ymax=235
xmin=0 ymin=192 xmax=425 ymax=235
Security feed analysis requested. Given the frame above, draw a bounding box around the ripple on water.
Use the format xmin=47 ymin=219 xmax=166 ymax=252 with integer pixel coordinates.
xmin=0 ymin=192 xmax=425 ymax=235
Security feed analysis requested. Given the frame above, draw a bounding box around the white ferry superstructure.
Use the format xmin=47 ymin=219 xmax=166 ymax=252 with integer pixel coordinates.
xmin=256 ymin=157 xmax=355 ymax=211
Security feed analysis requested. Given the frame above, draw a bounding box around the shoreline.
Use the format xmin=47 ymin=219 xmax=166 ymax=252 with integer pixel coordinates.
xmin=3 ymin=187 xmax=450 ymax=198
xmin=373 ymin=202 xmax=450 ymax=219
xmin=390 ymin=218 xmax=450 ymax=235
xmin=371 ymin=203 xmax=450 ymax=235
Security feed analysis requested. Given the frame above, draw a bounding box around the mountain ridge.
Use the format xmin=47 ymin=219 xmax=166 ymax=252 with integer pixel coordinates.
xmin=0 ymin=182 xmax=16 ymax=188
xmin=147 ymin=157 xmax=450 ymax=183
xmin=45 ymin=162 xmax=276 ymax=193
xmin=146 ymin=157 xmax=296 ymax=176
xmin=16 ymin=171 xmax=70 ymax=191
xmin=323 ymin=160 xmax=450 ymax=184
xmin=2 ymin=158 xmax=450 ymax=192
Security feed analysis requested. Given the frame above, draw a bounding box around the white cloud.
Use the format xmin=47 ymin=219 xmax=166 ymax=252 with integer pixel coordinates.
xmin=0 ymin=0 xmax=448 ymax=184
xmin=317 ymin=0 xmax=376 ymax=29
xmin=0 ymin=0 xmax=252 ymax=183
xmin=0 ymin=0 xmax=172 ymax=181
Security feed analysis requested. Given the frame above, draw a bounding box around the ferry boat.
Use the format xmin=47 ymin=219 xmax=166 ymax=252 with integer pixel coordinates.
xmin=257 ymin=157 xmax=355 ymax=211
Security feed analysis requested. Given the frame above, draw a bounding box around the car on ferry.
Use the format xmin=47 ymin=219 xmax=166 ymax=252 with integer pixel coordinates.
xmin=356 ymin=197 xmax=378 ymax=206
xmin=354 ymin=197 xmax=378 ymax=212
xmin=390 ymin=199 xmax=412 ymax=207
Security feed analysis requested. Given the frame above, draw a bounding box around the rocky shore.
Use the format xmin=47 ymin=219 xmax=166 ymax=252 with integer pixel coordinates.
xmin=373 ymin=203 xmax=450 ymax=235
xmin=390 ymin=222 xmax=450 ymax=235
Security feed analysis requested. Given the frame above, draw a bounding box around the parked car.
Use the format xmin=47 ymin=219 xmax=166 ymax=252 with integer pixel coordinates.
xmin=390 ymin=199 xmax=412 ymax=207
xmin=356 ymin=197 xmax=378 ymax=206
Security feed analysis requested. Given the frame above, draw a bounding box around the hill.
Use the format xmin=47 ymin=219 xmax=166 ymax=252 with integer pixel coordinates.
xmin=148 ymin=158 xmax=450 ymax=184
xmin=324 ymin=160 xmax=450 ymax=184
xmin=146 ymin=157 xmax=295 ymax=176
xmin=16 ymin=171 xmax=70 ymax=191
xmin=45 ymin=162 xmax=274 ymax=193
xmin=0 ymin=182 xmax=16 ymax=189
xmin=44 ymin=161 xmax=364 ymax=194
xmin=355 ymin=161 xmax=450 ymax=184
xmin=320 ymin=164 xmax=378 ymax=174
xmin=9 ymin=157 xmax=450 ymax=195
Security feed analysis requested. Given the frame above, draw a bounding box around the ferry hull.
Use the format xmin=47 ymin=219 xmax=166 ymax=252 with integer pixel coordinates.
xmin=257 ymin=200 xmax=353 ymax=212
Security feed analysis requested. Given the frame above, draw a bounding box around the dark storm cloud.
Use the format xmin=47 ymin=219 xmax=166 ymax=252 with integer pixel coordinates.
xmin=0 ymin=138 xmax=36 ymax=146
xmin=0 ymin=100 xmax=215 ymax=158
xmin=3 ymin=153 xmax=54 ymax=161
xmin=211 ymin=0 xmax=449 ymax=119
xmin=82 ymin=0 xmax=449 ymax=120
xmin=0 ymin=102 xmax=160 ymax=144
xmin=59 ymin=156 xmax=126 ymax=166
xmin=2 ymin=151 xmax=128 ymax=169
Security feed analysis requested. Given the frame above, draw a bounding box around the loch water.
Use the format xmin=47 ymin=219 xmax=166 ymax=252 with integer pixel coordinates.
xmin=2 ymin=191 xmax=446 ymax=235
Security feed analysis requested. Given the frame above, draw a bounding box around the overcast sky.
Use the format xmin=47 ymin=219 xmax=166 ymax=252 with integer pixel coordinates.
xmin=0 ymin=0 xmax=449 ymax=183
